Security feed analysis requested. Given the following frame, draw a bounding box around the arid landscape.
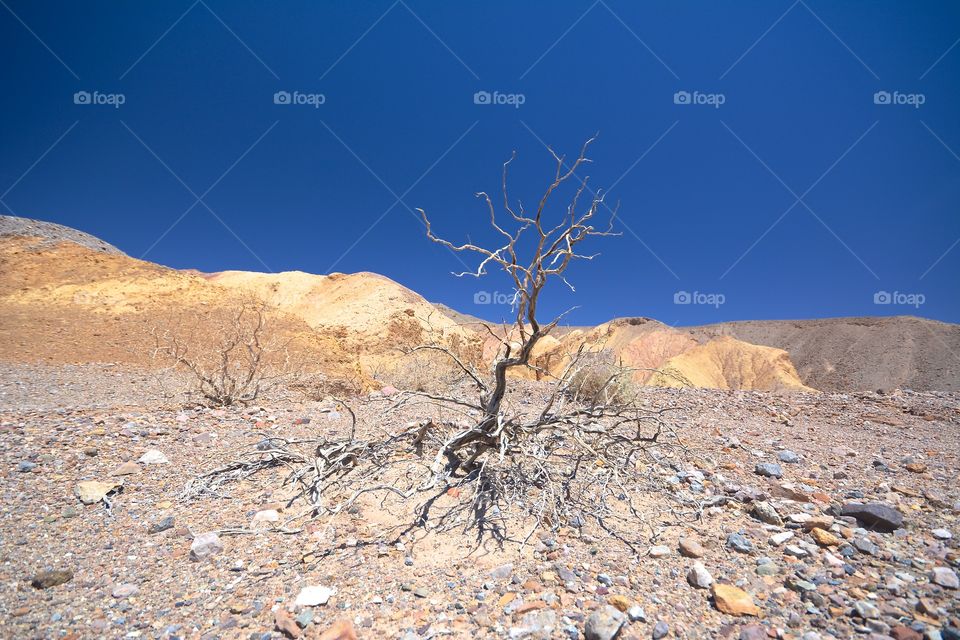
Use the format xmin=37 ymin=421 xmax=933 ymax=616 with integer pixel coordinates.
xmin=1 ymin=213 xmax=958 ymax=640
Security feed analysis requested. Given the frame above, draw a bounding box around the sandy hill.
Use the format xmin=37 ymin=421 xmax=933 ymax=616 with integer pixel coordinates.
xmin=0 ymin=224 xmax=478 ymax=386
xmin=688 ymin=316 xmax=960 ymax=392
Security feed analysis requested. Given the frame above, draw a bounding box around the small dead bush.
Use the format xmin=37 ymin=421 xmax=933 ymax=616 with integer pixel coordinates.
xmin=152 ymin=298 xmax=301 ymax=407
xmin=566 ymin=352 xmax=639 ymax=406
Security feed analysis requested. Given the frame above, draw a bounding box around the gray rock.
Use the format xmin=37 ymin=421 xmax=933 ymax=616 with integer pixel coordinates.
xmin=853 ymin=538 xmax=879 ymax=556
xmin=627 ymin=605 xmax=646 ymax=622
xmin=931 ymin=567 xmax=959 ymax=589
xmin=778 ymin=450 xmax=800 ymax=463
xmin=853 ymin=600 xmax=880 ymax=619
xmin=755 ymin=463 xmax=783 ymax=478
xmin=840 ymin=502 xmax=904 ymax=532
xmin=932 ymin=528 xmax=952 ymax=540
xmin=687 ymin=562 xmax=713 ymax=589
xmin=17 ymin=461 xmax=36 ymax=472
xmin=727 ymin=532 xmax=754 ymax=553
xmin=584 ymin=605 xmax=626 ymax=640
xmin=490 ymin=563 xmax=514 ymax=580
xmin=509 ymin=610 xmax=558 ymax=640
xmin=652 ymin=621 xmax=670 ymax=639
xmin=189 ymin=532 xmax=223 ymax=561
xmin=295 ymin=610 xmax=313 ymax=628
xmin=751 ymin=501 xmax=783 ymax=526
xmin=148 ymin=516 xmax=174 ymax=534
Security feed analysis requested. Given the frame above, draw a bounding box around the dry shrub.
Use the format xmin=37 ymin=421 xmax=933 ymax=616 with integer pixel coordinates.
xmin=152 ymin=297 xmax=303 ymax=407
xmin=566 ymin=351 xmax=639 ymax=406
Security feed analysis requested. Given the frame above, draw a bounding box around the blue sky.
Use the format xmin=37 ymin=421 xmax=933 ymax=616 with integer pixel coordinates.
xmin=1 ymin=1 xmax=958 ymax=326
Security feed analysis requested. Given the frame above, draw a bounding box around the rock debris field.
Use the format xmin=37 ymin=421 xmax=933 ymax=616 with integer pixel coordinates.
xmin=1 ymin=364 xmax=958 ymax=640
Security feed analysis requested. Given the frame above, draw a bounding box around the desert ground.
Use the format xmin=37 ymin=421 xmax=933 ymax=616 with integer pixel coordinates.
xmin=1 ymin=216 xmax=959 ymax=640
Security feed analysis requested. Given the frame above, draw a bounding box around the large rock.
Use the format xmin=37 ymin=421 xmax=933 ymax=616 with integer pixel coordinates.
xmin=712 ymin=583 xmax=760 ymax=616
xmin=840 ymin=502 xmax=904 ymax=532
xmin=584 ymin=605 xmax=626 ymax=640
xmin=74 ymin=480 xmax=122 ymax=504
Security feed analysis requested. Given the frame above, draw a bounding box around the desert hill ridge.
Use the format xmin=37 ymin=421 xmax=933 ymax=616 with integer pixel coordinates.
xmin=1 ymin=215 xmax=957 ymax=393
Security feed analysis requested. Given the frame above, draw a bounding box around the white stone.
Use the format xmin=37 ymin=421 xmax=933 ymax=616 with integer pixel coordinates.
xmin=138 ymin=449 xmax=169 ymax=464
xmin=252 ymin=509 xmax=280 ymax=526
xmin=769 ymin=531 xmax=794 ymax=546
xmin=295 ymin=585 xmax=334 ymax=606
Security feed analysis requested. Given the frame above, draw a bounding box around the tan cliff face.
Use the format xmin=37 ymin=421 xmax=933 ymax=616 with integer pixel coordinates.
xmin=474 ymin=318 xmax=815 ymax=392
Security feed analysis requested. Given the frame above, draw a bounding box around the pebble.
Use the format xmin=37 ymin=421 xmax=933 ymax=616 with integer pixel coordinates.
xmin=138 ymin=449 xmax=169 ymax=464
xmin=17 ymin=461 xmax=36 ymax=472
xmin=112 ymin=583 xmax=139 ymax=598
xmin=769 ymin=531 xmax=794 ymax=546
xmin=190 ymin=532 xmax=223 ymax=561
xmin=751 ymin=501 xmax=783 ymax=526
xmin=727 ymin=533 xmax=754 ymax=553
xmin=810 ymin=527 xmax=842 ymax=547
xmin=932 ymin=528 xmax=952 ymax=540
xmin=627 ymin=605 xmax=646 ymax=622
xmin=678 ymin=537 xmax=705 ymax=558
xmin=295 ymin=610 xmax=314 ymax=628
xmin=584 ymin=605 xmax=625 ymax=640
xmin=854 ymin=600 xmax=880 ymax=619
xmin=490 ymin=563 xmax=514 ymax=580
xmin=840 ymin=502 xmax=904 ymax=532
xmin=648 ymin=545 xmax=671 ymax=558
xmin=931 ymin=567 xmax=959 ymax=589
xmin=652 ymin=620 xmax=670 ymax=639
xmin=110 ymin=461 xmax=139 ymax=476
xmin=687 ymin=562 xmax=714 ymax=589
xmin=778 ymin=450 xmax=800 ymax=463
xmin=755 ymin=463 xmax=783 ymax=478
xmin=296 ymin=585 xmax=334 ymax=606
xmin=30 ymin=569 xmax=73 ymax=589
xmin=148 ymin=516 xmax=175 ymax=534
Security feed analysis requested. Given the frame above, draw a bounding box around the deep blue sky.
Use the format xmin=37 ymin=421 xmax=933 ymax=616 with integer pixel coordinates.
xmin=2 ymin=1 xmax=958 ymax=326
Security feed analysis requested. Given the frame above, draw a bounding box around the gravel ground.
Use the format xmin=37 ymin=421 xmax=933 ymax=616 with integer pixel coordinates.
xmin=1 ymin=364 xmax=959 ymax=640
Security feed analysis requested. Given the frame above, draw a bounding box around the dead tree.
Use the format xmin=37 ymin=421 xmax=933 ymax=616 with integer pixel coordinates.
xmin=416 ymin=136 xmax=619 ymax=470
xmin=186 ymin=139 xmax=692 ymax=550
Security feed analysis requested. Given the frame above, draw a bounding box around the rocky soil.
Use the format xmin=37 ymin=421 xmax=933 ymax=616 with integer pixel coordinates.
xmin=0 ymin=216 xmax=124 ymax=255
xmin=1 ymin=364 xmax=959 ymax=640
